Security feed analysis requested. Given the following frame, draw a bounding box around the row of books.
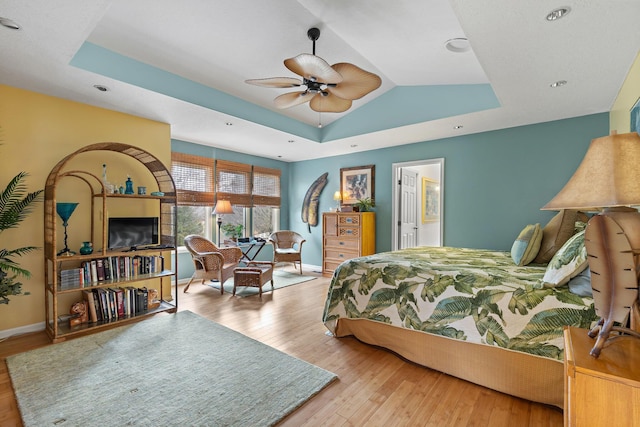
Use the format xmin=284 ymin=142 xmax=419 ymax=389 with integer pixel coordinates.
xmin=82 ymin=287 xmax=152 ymax=323
xmin=59 ymin=255 xmax=165 ymax=289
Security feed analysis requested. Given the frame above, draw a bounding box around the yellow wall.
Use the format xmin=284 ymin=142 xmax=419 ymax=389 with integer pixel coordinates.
xmin=0 ymin=85 xmax=170 ymax=332
xmin=610 ymin=52 xmax=640 ymax=133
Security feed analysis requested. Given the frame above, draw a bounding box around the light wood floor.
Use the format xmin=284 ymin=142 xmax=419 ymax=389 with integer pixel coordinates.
xmin=0 ymin=267 xmax=563 ymax=427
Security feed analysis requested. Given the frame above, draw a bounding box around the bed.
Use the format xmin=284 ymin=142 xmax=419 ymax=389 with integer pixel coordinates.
xmin=322 ymin=216 xmax=596 ymax=408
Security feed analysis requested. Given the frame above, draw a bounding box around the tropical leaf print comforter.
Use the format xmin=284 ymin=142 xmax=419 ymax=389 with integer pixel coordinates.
xmin=323 ymin=246 xmax=597 ymax=360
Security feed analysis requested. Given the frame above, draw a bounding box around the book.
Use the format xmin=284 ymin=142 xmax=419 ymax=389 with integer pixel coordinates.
xmin=82 ymin=290 xmax=98 ymax=323
xmin=91 ymin=289 xmax=103 ymax=322
xmin=96 ymin=258 xmax=105 ymax=281
xmin=90 ymin=260 xmax=98 ymax=283
xmin=103 ymin=258 xmax=111 ymax=280
xmin=113 ymin=288 xmax=125 ymax=318
xmin=97 ymin=289 xmax=110 ymax=321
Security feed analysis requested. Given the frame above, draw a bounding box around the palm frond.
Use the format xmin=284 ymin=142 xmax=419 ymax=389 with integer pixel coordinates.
xmin=0 ymin=172 xmax=44 ymax=232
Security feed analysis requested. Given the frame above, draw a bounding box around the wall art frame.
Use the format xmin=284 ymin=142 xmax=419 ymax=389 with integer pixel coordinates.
xmin=422 ymin=177 xmax=440 ymax=223
xmin=340 ymin=165 xmax=375 ymax=205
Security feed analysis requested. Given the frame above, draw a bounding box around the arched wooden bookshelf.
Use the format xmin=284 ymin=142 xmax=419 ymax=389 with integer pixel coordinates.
xmin=44 ymin=142 xmax=177 ymax=342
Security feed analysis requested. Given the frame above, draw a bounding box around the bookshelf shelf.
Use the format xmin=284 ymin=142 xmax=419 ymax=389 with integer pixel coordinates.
xmin=44 ymin=143 xmax=178 ymax=343
xmin=53 ymin=301 xmax=176 ymax=337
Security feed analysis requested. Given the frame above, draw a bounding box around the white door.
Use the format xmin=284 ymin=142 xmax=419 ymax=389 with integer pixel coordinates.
xmin=399 ymin=168 xmax=418 ymax=249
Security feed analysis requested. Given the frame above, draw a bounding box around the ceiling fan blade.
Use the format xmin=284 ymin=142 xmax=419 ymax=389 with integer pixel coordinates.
xmin=273 ymin=91 xmax=314 ymax=109
xmin=245 ymin=77 xmax=302 ymax=88
xmin=310 ymin=92 xmax=352 ymax=113
xmin=329 ymin=63 xmax=382 ymax=100
xmin=284 ymin=54 xmax=343 ymax=84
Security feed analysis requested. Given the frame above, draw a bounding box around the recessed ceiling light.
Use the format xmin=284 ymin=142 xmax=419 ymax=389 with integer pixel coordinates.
xmin=93 ymin=85 xmax=109 ymax=92
xmin=0 ymin=17 xmax=21 ymax=30
xmin=445 ymin=38 xmax=470 ymax=53
xmin=550 ymin=80 xmax=567 ymax=88
xmin=546 ymin=7 xmax=570 ymax=21
xmin=454 ymin=125 xmax=463 ymax=130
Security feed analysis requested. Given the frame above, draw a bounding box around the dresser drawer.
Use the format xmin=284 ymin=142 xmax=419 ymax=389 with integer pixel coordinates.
xmin=324 ymin=248 xmax=359 ymax=262
xmin=324 ymin=236 xmax=360 ymax=250
xmin=323 ymin=260 xmax=346 ymax=273
xmin=338 ymin=227 xmax=361 ymax=238
xmin=338 ymin=214 xmax=360 ymax=226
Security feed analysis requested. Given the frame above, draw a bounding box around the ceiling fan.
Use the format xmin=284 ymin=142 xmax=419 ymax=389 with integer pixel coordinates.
xmin=245 ymin=27 xmax=382 ymax=113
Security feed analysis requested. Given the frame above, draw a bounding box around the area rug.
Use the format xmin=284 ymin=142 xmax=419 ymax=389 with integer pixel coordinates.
xmin=208 ymin=269 xmax=317 ymax=297
xmin=7 ymin=310 xmax=337 ymax=427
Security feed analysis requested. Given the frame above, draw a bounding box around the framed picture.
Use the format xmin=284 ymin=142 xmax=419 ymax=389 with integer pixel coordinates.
xmin=340 ymin=165 xmax=375 ymax=205
xmin=422 ymin=177 xmax=440 ymax=223
xmin=631 ymin=96 xmax=640 ymax=134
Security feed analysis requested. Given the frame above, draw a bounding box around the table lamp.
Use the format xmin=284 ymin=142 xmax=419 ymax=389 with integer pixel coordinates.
xmin=56 ymin=202 xmax=79 ymax=256
xmin=542 ymin=132 xmax=640 ymax=357
xmin=213 ymin=200 xmax=234 ymax=245
xmin=333 ymin=191 xmax=342 ymax=212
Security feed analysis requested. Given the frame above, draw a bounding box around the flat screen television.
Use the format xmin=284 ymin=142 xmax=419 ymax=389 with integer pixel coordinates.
xmin=108 ymin=217 xmax=159 ymax=250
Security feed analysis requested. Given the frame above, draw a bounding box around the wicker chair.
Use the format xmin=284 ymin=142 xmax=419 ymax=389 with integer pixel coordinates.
xmin=268 ymin=231 xmax=306 ymax=274
xmin=183 ymin=234 xmax=243 ymax=294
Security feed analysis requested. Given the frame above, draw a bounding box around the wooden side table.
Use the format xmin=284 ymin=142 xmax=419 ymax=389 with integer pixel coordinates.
xmin=564 ymin=326 xmax=640 ymax=426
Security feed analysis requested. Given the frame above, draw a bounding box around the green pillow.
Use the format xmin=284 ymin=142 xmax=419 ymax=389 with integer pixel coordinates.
xmin=542 ymin=230 xmax=588 ymax=287
xmin=511 ymin=223 xmax=542 ymax=266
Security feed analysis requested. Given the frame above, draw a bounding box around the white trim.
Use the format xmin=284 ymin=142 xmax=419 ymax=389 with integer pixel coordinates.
xmin=0 ymin=321 xmax=45 ymax=340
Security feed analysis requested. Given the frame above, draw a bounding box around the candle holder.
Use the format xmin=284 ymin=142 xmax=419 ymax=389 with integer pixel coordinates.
xmin=56 ymin=202 xmax=79 ymax=256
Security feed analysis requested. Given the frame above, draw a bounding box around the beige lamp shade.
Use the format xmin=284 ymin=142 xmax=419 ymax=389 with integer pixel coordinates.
xmin=542 ymin=132 xmax=640 ymax=210
xmin=213 ymin=200 xmax=234 ymax=215
xmin=333 ymin=191 xmax=342 ymax=201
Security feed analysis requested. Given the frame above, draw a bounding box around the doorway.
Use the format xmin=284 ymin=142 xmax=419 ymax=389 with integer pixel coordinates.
xmin=391 ymin=159 xmax=444 ymax=251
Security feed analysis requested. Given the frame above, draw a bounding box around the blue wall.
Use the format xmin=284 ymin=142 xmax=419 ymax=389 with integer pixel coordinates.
xmin=172 ymin=113 xmax=609 ymax=272
xmin=289 ymin=113 xmax=609 ymax=265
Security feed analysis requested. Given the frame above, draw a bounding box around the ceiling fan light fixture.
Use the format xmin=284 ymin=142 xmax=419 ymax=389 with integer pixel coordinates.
xmin=246 ymin=27 xmax=381 ymax=113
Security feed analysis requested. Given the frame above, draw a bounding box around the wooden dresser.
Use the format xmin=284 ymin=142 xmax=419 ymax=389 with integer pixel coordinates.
xmin=564 ymin=326 xmax=640 ymax=426
xmin=322 ymin=212 xmax=375 ymax=277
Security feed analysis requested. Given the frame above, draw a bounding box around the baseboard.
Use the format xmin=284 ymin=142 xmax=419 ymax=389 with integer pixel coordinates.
xmin=0 ymin=322 xmax=45 ymax=340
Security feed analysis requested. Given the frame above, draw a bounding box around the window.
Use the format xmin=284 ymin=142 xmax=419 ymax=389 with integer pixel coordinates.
xmin=171 ymin=153 xmax=215 ymax=245
xmin=171 ymin=154 xmax=281 ymax=245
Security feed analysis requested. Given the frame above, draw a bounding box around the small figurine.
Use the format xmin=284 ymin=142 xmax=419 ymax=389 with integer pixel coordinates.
xmin=148 ymin=288 xmax=161 ymax=309
xmin=69 ymin=301 xmax=88 ymax=327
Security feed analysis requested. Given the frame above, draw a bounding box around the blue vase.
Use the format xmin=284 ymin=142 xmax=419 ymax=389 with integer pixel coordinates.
xmin=79 ymin=241 xmax=93 ymax=255
xmin=125 ymin=177 xmax=134 ymax=194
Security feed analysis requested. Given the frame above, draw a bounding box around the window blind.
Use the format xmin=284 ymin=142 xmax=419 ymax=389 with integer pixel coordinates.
xmin=252 ymin=166 xmax=281 ymax=207
xmin=215 ymin=160 xmax=252 ymax=206
xmin=171 ymin=153 xmax=214 ymax=206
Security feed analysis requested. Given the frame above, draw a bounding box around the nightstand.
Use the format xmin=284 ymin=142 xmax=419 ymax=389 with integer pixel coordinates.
xmin=564 ymin=326 xmax=640 ymax=426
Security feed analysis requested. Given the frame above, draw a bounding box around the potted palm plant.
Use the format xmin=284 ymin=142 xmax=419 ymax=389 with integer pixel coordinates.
xmin=221 ymin=223 xmax=244 ymax=242
xmin=0 ymin=169 xmax=43 ymax=304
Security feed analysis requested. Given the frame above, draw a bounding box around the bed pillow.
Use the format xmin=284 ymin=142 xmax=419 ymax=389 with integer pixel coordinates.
xmin=533 ymin=210 xmax=580 ymax=264
xmin=542 ymin=230 xmax=588 ymax=287
xmin=511 ymin=223 xmax=542 ymax=266
xmin=568 ymin=266 xmax=592 ymax=297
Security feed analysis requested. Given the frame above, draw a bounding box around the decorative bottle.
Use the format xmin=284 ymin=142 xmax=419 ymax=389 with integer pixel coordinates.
xmin=125 ymin=176 xmax=134 ymax=194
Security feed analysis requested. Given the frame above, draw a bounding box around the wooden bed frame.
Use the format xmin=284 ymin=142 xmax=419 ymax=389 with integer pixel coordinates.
xmin=329 ymin=317 xmax=565 ymax=408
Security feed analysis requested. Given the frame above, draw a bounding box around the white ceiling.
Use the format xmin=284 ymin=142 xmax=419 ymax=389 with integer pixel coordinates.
xmin=1 ymin=0 xmax=639 ymax=161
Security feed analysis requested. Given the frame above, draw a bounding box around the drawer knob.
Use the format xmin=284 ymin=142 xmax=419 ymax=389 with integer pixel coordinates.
xmin=339 ymin=254 xmax=344 ymax=257
xmin=339 ymin=242 xmax=344 ymax=245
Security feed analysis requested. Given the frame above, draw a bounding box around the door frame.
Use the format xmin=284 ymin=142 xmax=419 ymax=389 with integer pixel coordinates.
xmin=391 ymin=158 xmax=445 ymax=251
